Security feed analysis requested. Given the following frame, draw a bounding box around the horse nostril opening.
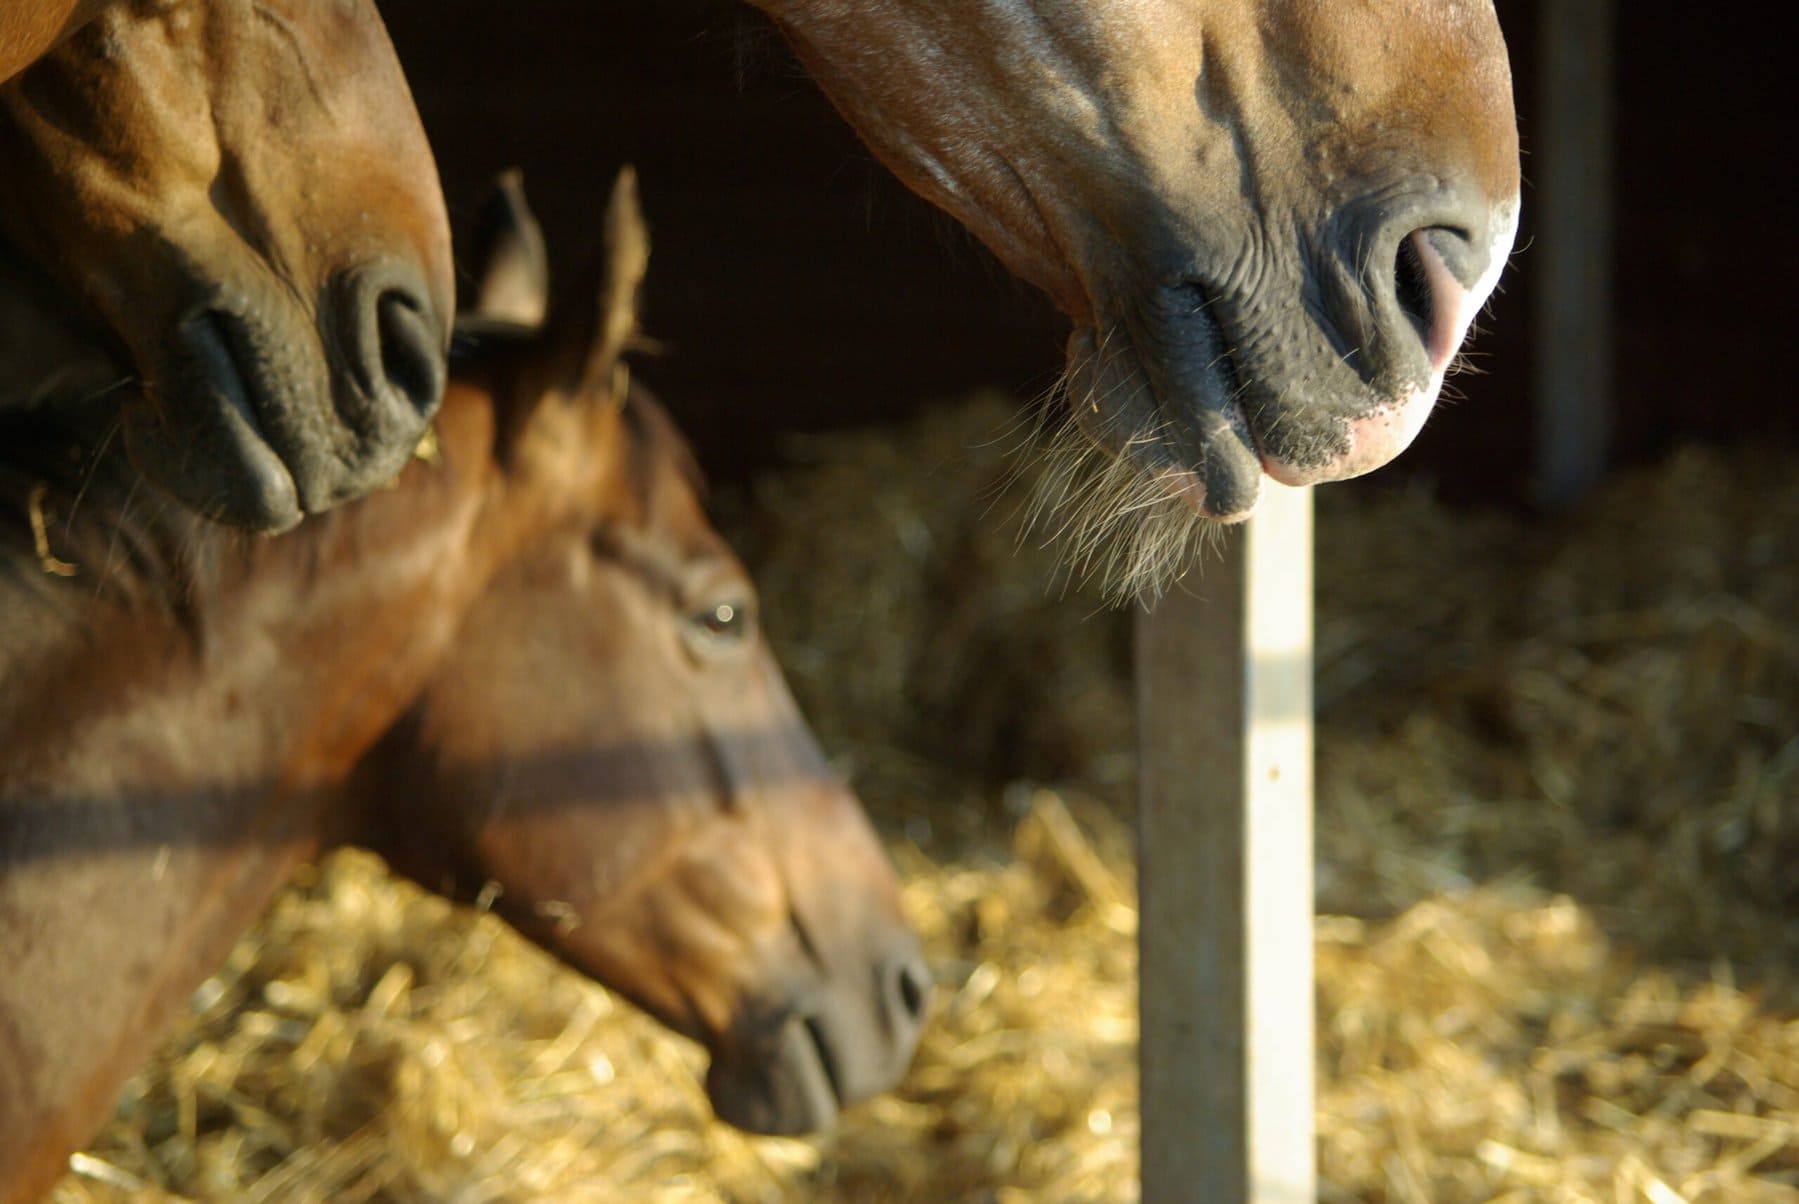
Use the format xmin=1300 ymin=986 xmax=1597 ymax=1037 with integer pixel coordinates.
xmin=1394 ymin=231 xmax=1436 ymax=346
xmin=374 ymin=289 xmax=444 ymax=415
xmin=890 ymin=954 xmax=933 ymax=1026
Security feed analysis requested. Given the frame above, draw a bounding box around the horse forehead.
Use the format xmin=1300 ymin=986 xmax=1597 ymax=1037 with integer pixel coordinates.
xmin=64 ymin=0 xmax=406 ymax=150
xmin=925 ymin=1 xmax=1504 ymax=55
xmin=208 ymin=0 xmax=386 ymax=53
xmin=1318 ymin=1 xmax=1507 ymax=81
xmin=652 ymin=483 xmax=735 ymax=569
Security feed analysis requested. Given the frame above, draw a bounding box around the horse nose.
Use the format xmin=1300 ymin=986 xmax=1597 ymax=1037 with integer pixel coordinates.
xmin=1358 ymin=181 xmax=1502 ymax=380
xmin=880 ymin=947 xmax=933 ymax=1050
xmin=374 ymin=286 xmax=445 ymax=415
xmin=1391 ymin=229 xmax=1487 ymax=378
xmin=283 ymin=260 xmax=448 ymax=508
xmin=739 ymin=946 xmax=928 ymax=1135
xmin=344 ymin=259 xmax=447 ymax=424
xmin=706 ymin=936 xmax=930 ymax=1136
xmin=1260 ymin=181 xmax=1510 ymax=488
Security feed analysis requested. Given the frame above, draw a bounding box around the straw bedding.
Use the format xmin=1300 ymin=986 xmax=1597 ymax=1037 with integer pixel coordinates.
xmin=49 ymin=394 xmax=1799 ymax=1202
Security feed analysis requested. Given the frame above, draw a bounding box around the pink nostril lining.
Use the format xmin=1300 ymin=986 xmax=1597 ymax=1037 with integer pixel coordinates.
xmin=1409 ymin=230 xmax=1473 ymax=373
xmin=1166 ymin=206 xmax=1519 ymax=501
xmin=1259 ymin=236 xmax=1472 ymax=489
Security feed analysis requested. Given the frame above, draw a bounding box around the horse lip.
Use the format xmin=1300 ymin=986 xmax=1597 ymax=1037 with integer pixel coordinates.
xmin=704 ymin=1012 xmax=843 ymax=1135
xmin=1093 ymin=284 xmax=1266 ymax=522
xmin=125 ymin=307 xmax=304 ymax=531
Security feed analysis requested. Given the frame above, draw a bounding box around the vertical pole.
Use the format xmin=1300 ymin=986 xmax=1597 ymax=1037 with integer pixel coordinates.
xmin=1137 ymin=481 xmax=1314 ymax=1204
xmin=1533 ymin=0 xmax=1617 ymax=505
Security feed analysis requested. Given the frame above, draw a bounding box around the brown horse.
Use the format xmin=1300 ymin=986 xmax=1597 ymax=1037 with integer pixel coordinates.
xmin=746 ymin=0 xmax=1521 ymax=591
xmin=0 ymin=172 xmax=926 ymax=1204
xmin=0 ymin=0 xmax=103 ymax=82
xmin=0 ymin=0 xmax=453 ymax=533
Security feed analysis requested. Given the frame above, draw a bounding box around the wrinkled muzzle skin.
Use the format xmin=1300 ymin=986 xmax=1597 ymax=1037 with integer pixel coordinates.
xmin=0 ymin=0 xmax=453 ymax=531
xmin=757 ymin=0 xmax=1521 ymax=520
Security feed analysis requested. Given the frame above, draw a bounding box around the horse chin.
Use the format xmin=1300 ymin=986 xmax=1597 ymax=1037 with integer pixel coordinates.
xmin=1020 ymin=327 xmax=1249 ymax=603
xmin=1064 ymin=323 xmax=1265 ymax=522
xmin=1046 ymin=282 xmax=1444 ymax=604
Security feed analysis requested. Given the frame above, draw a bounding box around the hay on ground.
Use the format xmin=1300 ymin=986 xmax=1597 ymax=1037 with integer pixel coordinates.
xmin=51 ymin=395 xmax=1799 ymax=1202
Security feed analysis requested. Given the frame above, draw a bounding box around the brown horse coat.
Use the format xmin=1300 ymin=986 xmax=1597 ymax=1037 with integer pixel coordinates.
xmin=0 ymin=0 xmax=453 ymax=531
xmin=0 ymin=172 xmax=924 ymax=1203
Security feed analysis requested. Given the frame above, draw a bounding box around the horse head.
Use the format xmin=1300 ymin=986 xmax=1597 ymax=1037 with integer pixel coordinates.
xmin=359 ymin=172 xmax=930 ymax=1136
xmin=0 ymin=0 xmax=453 ymax=532
xmin=757 ymin=0 xmax=1520 ymax=593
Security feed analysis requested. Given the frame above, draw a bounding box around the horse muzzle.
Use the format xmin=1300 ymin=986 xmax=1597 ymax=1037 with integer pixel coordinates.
xmin=1078 ymin=187 xmax=1518 ymax=521
xmin=123 ymin=258 xmax=448 ymax=532
xmin=705 ymin=937 xmax=932 ymax=1136
xmin=1252 ymin=189 xmax=1521 ymax=488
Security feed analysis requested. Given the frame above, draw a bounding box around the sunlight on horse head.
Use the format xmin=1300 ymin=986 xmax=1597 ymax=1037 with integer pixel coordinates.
xmin=753 ymin=0 xmax=1521 ymax=590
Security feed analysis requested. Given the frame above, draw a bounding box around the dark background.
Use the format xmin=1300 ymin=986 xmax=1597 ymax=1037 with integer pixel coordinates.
xmin=380 ymin=0 xmax=1794 ymax=504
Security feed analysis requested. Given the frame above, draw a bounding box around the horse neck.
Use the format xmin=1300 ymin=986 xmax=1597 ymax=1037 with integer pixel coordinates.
xmin=0 ymin=363 xmax=617 ymax=840
xmin=0 ymin=385 xmax=523 ymax=1201
xmin=1 ymin=388 xmax=500 ymax=779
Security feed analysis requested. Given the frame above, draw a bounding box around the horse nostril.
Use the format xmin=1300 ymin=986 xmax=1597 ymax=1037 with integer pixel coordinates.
xmin=886 ymin=952 xmax=933 ymax=1030
xmin=339 ymin=262 xmax=447 ymax=426
xmin=1394 ymin=231 xmax=1436 ymax=345
xmin=1337 ymin=177 xmax=1497 ymax=381
xmin=374 ymin=288 xmax=445 ymax=415
xmin=1388 ymin=230 xmax=1446 ymax=352
xmin=1391 ymin=226 xmax=1484 ymax=371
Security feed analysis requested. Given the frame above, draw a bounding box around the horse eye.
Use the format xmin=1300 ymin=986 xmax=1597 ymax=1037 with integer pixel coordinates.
xmin=690 ymin=599 xmax=752 ymax=644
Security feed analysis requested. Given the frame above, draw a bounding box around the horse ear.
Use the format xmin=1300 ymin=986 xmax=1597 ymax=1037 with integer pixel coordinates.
xmin=536 ymin=166 xmax=650 ymax=405
xmin=465 ymin=169 xmax=549 ymax=328
xmin=578 ymin=165 xmax=650 ymax=398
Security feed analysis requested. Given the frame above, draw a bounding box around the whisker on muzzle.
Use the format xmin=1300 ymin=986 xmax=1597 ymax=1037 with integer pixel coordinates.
xmin=1011 ymin=339 xmax=1225 ymax=607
